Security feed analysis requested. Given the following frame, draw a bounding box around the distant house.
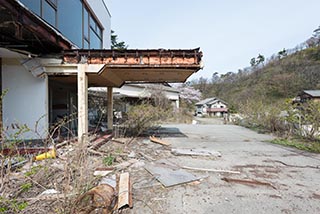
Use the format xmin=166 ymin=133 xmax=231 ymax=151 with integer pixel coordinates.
xmin=294 ymin=90 xmax=320 ymax=103
xmin=195 ymin=97 xmax=228 ymax=117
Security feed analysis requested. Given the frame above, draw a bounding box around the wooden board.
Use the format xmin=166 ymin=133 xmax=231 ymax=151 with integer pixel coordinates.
xmin=118 ymin=172 xmax=132 ymax=209
xmin=149 ymin=136 xmax=170 ymax=146
xmin=171 ymin=148 xmax=221 ymax=157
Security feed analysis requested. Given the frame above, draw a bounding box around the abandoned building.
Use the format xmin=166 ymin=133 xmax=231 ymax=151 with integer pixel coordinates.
xmin=89 ymin=83 xmax=180 ymax=111
xmin=195 ymin=97 xmax=228 ymax=117
xmin=294 ymin=90 xmax=320 ymax=103
xmin=0 ymin=0 xmax=202 ymax=142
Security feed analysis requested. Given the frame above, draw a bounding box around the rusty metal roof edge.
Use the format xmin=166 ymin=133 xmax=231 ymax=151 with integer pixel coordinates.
xmin=63 ymin=48 xmax=202 ymax=58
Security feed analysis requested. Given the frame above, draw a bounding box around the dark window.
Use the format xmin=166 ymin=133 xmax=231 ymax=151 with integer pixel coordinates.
xmin=57 ymin=0 xmax=82 ymax=47
xmin=83 ymin=8 xmax=89 ymax=39
xmin=21 ymin=0 xmax=103 ymax=48
xmin=43 ymin=0 xmax=56 ymax=26
xmin=90 ymin=30 xmax=101 ymax=49
xmin=83 ymin=39 xmax=89 ymax=49
xmin=20 ymin=0 xmax=41 ymax=15
xmin=89 ymin=15 xmax=102 ymax=49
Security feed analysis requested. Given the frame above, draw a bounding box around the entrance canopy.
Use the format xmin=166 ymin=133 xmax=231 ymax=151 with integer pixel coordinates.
xmin=48 ymin=48 xmax=202 ymax=87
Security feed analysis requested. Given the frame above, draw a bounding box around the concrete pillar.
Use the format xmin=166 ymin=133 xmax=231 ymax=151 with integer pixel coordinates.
xmin=175 ymin=99 xmax=180 ymax=109
xmin=77 ymin=64 xmax=88 ymax=144
xmin=107 ymin=86 xmax=113 ymax=130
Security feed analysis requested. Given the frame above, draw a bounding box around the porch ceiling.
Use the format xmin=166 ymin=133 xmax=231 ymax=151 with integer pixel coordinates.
xmin=51 ymin=48 xmax=203 ymax=87
xmin=0 ymin=0 xmax=72 ymax=55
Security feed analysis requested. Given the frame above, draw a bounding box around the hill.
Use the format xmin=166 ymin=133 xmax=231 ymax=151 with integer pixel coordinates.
xmin=192 ymin=45 xmax=320 ymax=109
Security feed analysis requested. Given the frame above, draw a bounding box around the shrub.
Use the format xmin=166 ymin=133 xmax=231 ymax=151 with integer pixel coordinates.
xmin=123 ymin=103 xmax=167 ymax=136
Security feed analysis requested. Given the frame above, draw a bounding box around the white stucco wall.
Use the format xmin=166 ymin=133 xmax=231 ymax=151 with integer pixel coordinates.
xmin=211 ymin=101 xmax=227 ymax=108
xmin=2 ymin=59 xmax=48 ymax=140
xmin=87 ymin=0 xmax=112 ymax=48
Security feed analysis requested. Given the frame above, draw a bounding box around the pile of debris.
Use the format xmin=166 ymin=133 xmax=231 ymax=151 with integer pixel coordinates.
xmin=1 ymin=128 xmax=277 ymax=213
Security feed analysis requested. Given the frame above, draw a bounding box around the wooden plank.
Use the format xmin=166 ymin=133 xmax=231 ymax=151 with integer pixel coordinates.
xmin=149 ymin=136 xmax=170 ymax=146
xmin=182 ymin=166 xmax=240 ymax=174
xmin=118 ymin=172 xmax=132 ymax=209
xmin=171 ymin=148 xmax=221 ymax=157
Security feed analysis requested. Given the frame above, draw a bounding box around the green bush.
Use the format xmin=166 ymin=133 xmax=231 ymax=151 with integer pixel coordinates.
xmin=123 ymin=103 xmax=167 ymax=136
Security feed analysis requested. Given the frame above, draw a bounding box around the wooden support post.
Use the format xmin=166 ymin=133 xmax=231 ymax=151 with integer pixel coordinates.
xmin=77 ymin=64 xmax=88 ymax=144
xmin=107 ymin=86 xmax=113 ymax=130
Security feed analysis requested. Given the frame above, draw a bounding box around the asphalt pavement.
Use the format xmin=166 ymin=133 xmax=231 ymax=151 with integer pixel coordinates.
xmin=156 ymin=120 xmax=320 ymax=214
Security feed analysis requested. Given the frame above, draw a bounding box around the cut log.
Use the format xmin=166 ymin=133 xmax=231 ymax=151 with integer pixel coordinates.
xmin=149 ymin=136 xmax=170 ymax=146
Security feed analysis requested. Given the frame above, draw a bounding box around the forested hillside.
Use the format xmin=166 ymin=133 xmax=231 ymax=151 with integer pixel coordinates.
xmin=191 ymin=33 xmax=320 ymax=110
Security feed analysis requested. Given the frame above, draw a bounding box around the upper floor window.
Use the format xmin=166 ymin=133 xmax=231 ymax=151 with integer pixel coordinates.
xmin=20 ymin=0 xmax=57 ymax=27
xmin=20 ymin=0 xmax=103 ymax=49
xmin=84 ymin=6 xmax=103 ymax=49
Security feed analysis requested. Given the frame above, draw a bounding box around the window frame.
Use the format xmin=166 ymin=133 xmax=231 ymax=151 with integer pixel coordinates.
xmin=82 ymin=2 xmax=103 ymax=49
xmin=42 ymin=0 xmax=57 ymax=27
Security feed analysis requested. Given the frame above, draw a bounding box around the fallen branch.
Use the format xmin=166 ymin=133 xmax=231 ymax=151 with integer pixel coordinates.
xmin=264 ymin=160 xmax=320 ymax=169
xmin=149 ymin=136 xmax=170 ymax=146
xmin=221 ymin=177 xmax=276 ymax=189
xmin=88 ymin=148 xmax=105 ymax=156
xmin=110 ymin=139 xmax=125 ymax=144
xmin=56 ymin=140 xmax=72 ymax=149
xmin=139 ymin=152 xmax=156 ymax=161
xmin=182 ymin=166 xmax=240 ymax=174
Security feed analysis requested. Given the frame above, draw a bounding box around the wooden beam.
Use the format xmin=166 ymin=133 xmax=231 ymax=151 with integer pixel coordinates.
xmin=101 ymin=68 xmax=124 ymax=87
xmin=107 ymin=87 xmax=113 ymax=130
xmin=77 ymin=64 xmax=88 ymax=144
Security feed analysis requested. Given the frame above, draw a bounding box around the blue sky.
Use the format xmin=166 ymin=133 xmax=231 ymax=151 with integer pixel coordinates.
xmin=107 ymin=0 xmax=320 ymax=80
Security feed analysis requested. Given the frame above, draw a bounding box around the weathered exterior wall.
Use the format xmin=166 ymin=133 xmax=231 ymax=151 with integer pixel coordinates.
xmin=211 ymin=101 xmax=227 ymax=109
xmin=87 ymin=0 xmax=112 ymax=48
xmin=2 ymin=58 xmax=48 ymax=139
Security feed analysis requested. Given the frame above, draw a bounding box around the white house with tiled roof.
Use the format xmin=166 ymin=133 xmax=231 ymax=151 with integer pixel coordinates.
xmin=195 ymin=97 xmax=228 ymax=117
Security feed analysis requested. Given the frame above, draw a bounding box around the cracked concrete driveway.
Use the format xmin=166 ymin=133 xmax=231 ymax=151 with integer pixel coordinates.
xmin=143 ymin=121 xmax=320 ymax=214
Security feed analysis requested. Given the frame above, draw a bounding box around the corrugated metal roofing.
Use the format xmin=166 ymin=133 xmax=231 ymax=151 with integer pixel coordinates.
xmin=304 ymin=90 xmax=320 ymax=97
xmin=195 ymin=98 xmax=216 ymax=105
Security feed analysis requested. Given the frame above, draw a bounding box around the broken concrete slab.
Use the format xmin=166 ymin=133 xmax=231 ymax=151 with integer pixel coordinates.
xmin=171 ymin=148 xmax=221 ymax=157
xmin=144 ymin=161 xmax=201 ymax=187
